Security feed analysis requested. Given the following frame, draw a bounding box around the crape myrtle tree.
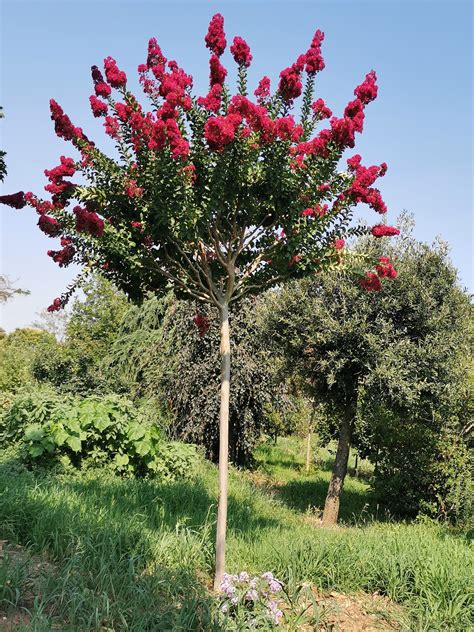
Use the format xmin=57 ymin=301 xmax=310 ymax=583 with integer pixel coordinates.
xmin=0 ymin=14 xmax=398 ymax=587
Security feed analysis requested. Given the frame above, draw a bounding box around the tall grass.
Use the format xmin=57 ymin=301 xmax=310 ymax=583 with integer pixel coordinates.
xmin=0 ymin=443 xmax=472 ymax=630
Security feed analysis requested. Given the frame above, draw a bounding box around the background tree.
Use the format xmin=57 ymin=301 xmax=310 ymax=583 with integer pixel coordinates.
xmin=31 ymin=308 xmax=69 ymax=341
xmin=0 ymin=275 xmax=28 ymax=303
xmin=32 ymin=275 xmax=129 ymax=393
xmin=109 ymin=294 xmax=274 ymax=467
xmin=261 ymin=215 xmax=472 ymax=523
xmin=0 ymin=328 xmax=55 ymax=392
xmin=0 ymin=15 xmax=398 ymax=586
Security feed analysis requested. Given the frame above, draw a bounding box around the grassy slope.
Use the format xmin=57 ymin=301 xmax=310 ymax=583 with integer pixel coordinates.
xmin=0 ymin=440 xmax=472 ymax=631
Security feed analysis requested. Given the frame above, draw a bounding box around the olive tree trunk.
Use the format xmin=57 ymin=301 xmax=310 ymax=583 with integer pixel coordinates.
xmin=213 ymin=302 xmax=230 ymax=591
xmin=322 ymin=405 xmax=353 ymax=525
xmin=305 ymin=431 xmax=312 ymax=473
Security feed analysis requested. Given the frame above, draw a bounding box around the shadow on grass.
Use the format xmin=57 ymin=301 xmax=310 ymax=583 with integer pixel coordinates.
xmin=0 ymin=459 xmax=233 ymax=630
xmin=275 ymin=478 xmax=376 ymax=524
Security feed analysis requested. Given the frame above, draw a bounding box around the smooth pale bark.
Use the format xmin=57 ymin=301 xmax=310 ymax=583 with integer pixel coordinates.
xmin=213 ymin=302 xmax=230 ymax=591
xmin=322 ymin=405 xmax=353 ymax=525
xmin=305 ymin=431 xmax=312 ymax=473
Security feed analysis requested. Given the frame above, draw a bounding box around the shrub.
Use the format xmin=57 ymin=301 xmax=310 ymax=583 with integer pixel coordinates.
xmin=1 ymin=389 xmax=198 ymax=480
xmin=0 ymin=386 xmax=68 ymax=446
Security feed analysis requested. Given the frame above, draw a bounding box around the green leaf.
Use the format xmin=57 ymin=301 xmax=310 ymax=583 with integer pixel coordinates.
xmin=134 ymin=439 xmax=151 ymax=456
xmin=24 ymin=424 xmax=45 ymax=442
xmin=28 ymin=444 xmax=45 ymax=458
xmin=114 ymin=453 xmax=129 ymax=467
xmin=94 ymin=415 xmax=113 ymax=433
xmin=65 ymin=435 xmax=82 ymax=452
xmin=128 ymin=424 xmax=146 ymax=441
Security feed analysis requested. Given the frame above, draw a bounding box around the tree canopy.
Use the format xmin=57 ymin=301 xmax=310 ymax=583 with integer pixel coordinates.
xmin=261 ymin=214 xmax=472 ymax=521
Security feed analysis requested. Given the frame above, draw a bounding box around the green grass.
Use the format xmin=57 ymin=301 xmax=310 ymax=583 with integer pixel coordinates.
xmin=0 ymin=441 xmax=472 ymax=631
xmin=254 ymin=436 xmax=375 ymax=522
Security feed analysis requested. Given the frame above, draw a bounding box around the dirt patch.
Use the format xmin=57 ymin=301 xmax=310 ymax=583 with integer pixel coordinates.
xmin=311 ymin=589 xmax=404 ymax=631
xmin=0 ymin=611 xmax=31 ymax=632
xmin=0 ymin=540 xmax=56 ymax=631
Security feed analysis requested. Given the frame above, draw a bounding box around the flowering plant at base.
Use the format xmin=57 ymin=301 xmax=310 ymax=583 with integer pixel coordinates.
xmin=0 ymin=13 xmax=399 ymax=587
xmin=218 ymin=571 xmax=284 ymax=627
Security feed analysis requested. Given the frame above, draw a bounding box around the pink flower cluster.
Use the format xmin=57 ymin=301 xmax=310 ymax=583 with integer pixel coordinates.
xmin=230 ymin=36 xmax=252 ymax=67
xmin=73 ymin=205 xmax=104 ymax=237
xmin=38 ymin=214 xmax=61 ymax=237
xmin=44 ymin=156 xmax=76 ymax=198
xmin=0 ymin=192 xmax=26 ymax=209
xmin=91 ymin=65 xmax=111 ymax=97
xmin=347 ymin=155 xmax=388 ymax=214
xmin=360 ymin=256 xmax=397 ymax=291
xmin=371 ymin=224 xmax=400 ymax=237
xmin=104 ymin=115 xmax=120 ymax=139
xmin=204 ymin=114 xmax=242 ymax=151
xmin=355 ymin=70 xmax=378 ymax=104
xmin=376 ymin=255 xmax=397 ymax=278
xmin=90 ymin=95 xmax=108 ymax=118
xmin=291 ymin=72 xmax=379 ymax=163
xmin=50 ymin=99 xmax=84 ymax=144
xmin=197 ymin=83 xmax=223 ymax=113
xmin=301 ymin=203 xmax=328 ymax=218
xmin=205 ymin=13 xmax=226 ymax=56
xmin=305 ymin=29 xmax=325 ymax=74
xmin=209 ymin=55 xmax=227 ymax=87
xmin=48 ymin=238 xmax=75 ymax=267
xmin=204 ymin=94 xmax=307 ymax=151
xmin=109 ymin=91 xmax=189 ymax=158
xmin=254 ymin=76 xmax=270 ymax=103
xmin=311 ymin=98 xmax=332 ymax=120
xmin=24 ymin=192 xmax=58 ymax=215
xmin=104 ymin=56 xmax=127 ymax=88
xmin=125 ymin=180 xmax=143 ymax=198
xmin=47 ymin=297 xmax=63 ymax=312
xmin=193 ymin=313 xmax=210 ymax=337
xmin=278 ymin=54 xmax=305 ymax=102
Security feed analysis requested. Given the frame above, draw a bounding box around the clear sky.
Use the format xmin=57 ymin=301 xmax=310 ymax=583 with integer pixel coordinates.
xmin=1 ymin=0 xmax=472 ymax=332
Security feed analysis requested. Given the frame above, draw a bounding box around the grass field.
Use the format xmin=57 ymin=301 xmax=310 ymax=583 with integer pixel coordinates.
xmin=0 ymin=438 xmax=472 ymax=630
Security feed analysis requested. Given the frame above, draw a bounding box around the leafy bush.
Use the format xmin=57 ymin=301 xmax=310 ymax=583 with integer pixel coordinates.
xmin=1 ymin=389 xmax=198 ymax=480
xmin=0 ymin=386 xmax=68 ymax=446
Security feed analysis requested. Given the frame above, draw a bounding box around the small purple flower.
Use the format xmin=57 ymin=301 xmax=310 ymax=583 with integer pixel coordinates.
xmin=267 ymin=599 xmax=283 ymax=624
xmin=269 ymin=579 xmax=283 ymax=593
xmin=245 ymin=589 xmax=258 ymax=601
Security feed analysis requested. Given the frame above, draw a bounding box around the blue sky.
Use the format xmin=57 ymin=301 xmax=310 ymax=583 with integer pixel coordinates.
xmin=1 ymin=0 xmax=472 ymax=332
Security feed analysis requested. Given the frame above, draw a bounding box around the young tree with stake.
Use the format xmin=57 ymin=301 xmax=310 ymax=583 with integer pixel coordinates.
xmin=0 ymin=14 xmax=398 ymax=588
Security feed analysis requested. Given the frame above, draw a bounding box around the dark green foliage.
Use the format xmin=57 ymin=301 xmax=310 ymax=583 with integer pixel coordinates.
xmin=1 ymin=388 xmax=198 ymax=480
xmin=109 ymin=294 xmax=274 ymax=466
xmin=260 ymin=215 xmax=472 ymax=519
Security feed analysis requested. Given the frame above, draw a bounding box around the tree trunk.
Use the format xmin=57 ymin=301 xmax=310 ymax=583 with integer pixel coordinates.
xmin=213 ymin=302 xmax=231 ymax=591
xmin=305 ymin=402 xmax=317 ymax=473
xmin=322 ymin=405 xmax=353 ymax=525
xmin=305 ymin=431 xmax=312 ymax=473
